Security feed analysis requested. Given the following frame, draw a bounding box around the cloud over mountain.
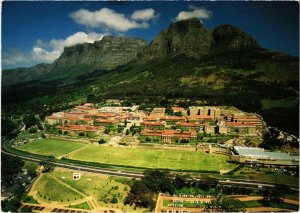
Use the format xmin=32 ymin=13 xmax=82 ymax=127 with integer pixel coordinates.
xmin=3 ymin=32 xmax=104 ymax=68
xmin=69 ymin=7 xmax=158 ymax=32
xmin=175 ymin=6 xmax=212 ymax=22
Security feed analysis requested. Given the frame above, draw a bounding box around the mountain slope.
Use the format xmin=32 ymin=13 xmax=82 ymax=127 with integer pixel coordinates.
xmin=2 ymin=36 xmax=147 ymax=86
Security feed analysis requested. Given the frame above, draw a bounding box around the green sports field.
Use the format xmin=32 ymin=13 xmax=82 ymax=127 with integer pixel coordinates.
xmin=17 ymin=138 xmax=236 ymax=171
xmin=17 ymin=138 xmax=87 ymax=158
xmin=68 ymin=145 xmax=235 ymax=171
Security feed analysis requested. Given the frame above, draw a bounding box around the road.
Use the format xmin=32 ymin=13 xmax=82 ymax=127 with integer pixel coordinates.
xmin=1 ymin=142 xmax=299 ymax=191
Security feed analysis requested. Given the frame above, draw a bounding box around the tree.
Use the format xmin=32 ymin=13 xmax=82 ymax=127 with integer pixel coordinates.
xmin=1 ymin=154 xmax=24 ymax=185
xmin=104 ymin=128 xmax=110 ymax=134
xmin=87 ymin=94 xmax=96 ymax=102
xmin=28 ymin=126 xmax=37 ymax=134
xmin=39 ymin=160 xmax=54 ymax=173
xmin=23 ymin=115 xmax=38 ymax=129
xmin=210 ymin=198 xmax=245 ymax=212
xmin=98 ymin=139 xmax=106 ymax=144
xmin=174 ymin=111 xmax=183 ymax=116
xmin=173 ymin=175 xmax=188 ymax=189
xmin=111 ymin=197 xmax=118 ymax=203
xmin=124 ymin=181 xmax=155 ymax=209
xmin=142 ymin=170 xmax=175 ymax=194
xmin=263 ymin=186 xmax=284 ymax=202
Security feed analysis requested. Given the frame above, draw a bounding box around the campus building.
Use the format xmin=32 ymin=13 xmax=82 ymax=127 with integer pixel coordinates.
xmin=140 ymin=129 xmax=197 ymax=142
xmin=231 ymin=146 xmax=299 ymax=167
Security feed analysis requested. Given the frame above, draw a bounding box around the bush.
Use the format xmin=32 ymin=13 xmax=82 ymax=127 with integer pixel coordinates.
xmin=28 ymin=127 xmax=37 ymax=134
xmin=180 ymin=139 xmax=189 ymax=143
xmin=111 ymin=197 xmax=118 ymax=204
xmin=98 ymin=139 xmax=106 ymax=144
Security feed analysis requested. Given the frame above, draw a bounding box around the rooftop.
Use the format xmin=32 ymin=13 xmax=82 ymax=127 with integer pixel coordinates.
xmin=234 ymin=146 xmax=299 ymax=161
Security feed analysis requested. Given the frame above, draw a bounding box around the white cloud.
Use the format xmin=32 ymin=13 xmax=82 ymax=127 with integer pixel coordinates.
xmin=131 ymin=8 xmax=157 ymax=21
xmin=3 ymin=32 xmax=104 ymax=68
xmin=69 ymin=7 xmax=158 ymax=32
xmin=175 ymin=6 xmax=212 ymax=22
xmin=2 ymin=48 xmax=32 ymax=67
xmin=32 ymin=32 xmax=104 ymax=64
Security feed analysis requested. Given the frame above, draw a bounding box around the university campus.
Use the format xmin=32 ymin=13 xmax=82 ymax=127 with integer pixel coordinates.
xmin=2 ymin=100 xmax=299 ymax=212
xmin=1 ymin=1 xmax=299 ymax=213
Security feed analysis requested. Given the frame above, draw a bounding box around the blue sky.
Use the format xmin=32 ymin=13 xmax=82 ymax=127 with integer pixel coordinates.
xmin=2 ymin=1 xmax=299 ymax=69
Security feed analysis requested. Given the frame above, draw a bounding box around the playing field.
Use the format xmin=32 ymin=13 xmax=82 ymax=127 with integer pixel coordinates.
xmin=18 ymin=138 xmax=236 ymax=171
xmin=68 ymin=145 xmax=235 ymax=171
xmin=17 ymin=139 xmax=87 ymax=158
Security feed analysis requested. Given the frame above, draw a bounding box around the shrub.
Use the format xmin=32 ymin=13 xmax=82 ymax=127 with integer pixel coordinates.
xmin=98 ymin=139 xmax=106 ymax=144
xmin=111 ymin=197 xmax=118 ymax=204
xmin=28 ymin=127 xmax=37 ymax=134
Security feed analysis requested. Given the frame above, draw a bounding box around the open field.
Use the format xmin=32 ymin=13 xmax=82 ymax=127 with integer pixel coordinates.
xmin=33 ymin=173 xmax=82 ymax=202
xmin=68 ymin=144 xmax=236 ymax=171
xmin=17 ymin=139 xmax=87 ymax=158
xmin=17 ymin=138 xmax=236 ymax=172
xmin=30 ymin=168 xmax=147 ymax=212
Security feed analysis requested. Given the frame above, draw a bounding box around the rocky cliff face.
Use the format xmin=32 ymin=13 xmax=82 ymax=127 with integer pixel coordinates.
xmin=54 ymin=36 xmax=147 ymax=71
xmin=3 ymin=36 xmax=147 ymax=86
xmin=210 ymin=25 xmax=261 ymax=52
xmin=138 ymin=18 xmax=212 ymax=63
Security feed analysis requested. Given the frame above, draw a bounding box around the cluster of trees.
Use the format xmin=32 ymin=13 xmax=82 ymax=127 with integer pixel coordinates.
xmin=39 ymin=160 xmax=54 ymax=173
xmin=1 ymin=155 xmax=27 ymax=212
xmin=124 ymin=170 xmax=217 ymax=210
xmin=1 ymin=154 xmax=25 ymax=186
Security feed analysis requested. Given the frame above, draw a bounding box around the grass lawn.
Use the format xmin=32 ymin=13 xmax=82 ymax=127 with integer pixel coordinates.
xmin=17 ymin=138 xmax=87 ymax=158
xmin=22 ymin=195 xmax=39 ymax=204
xmin=68 ymin=145 xmax=236 ymax=171
xmin=34 ymin=173 xmax=82 ymax=203
xmin=233 ymin=167 xmax=299 ymax=187
xmin=51 ymin=169 xmax=133 ymax=211
xmin=31 ymin=168 xmax=147 ymax=212
xmin=69 ymin=201 xmax=91 ymax=210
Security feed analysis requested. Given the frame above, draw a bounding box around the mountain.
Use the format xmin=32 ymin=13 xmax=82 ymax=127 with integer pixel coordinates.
xmin=2 ymin=18 xmax=299 ymax=136
xmin=2 ymin=36 xmax=147 ymax=86
xmin=137 ymin=18 xmax=212 ymax=63
xmin=2 ymin=63 xmax=52 ymax=86
xmin=53 ymin=36 xmax=147 ymax=72
xmin=210 ymin=24 xmax=261 ymax=53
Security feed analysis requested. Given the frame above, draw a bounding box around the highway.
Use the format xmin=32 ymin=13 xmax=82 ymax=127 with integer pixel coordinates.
xmin=2 ymin=142 xmax=299 ymax=191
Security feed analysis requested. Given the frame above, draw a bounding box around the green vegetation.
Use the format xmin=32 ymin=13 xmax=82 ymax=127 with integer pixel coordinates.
xmin=1 ymin=154 xmax=25 ymax=186
xmin=35 ymin=173 xmax=81 ymax=202
xmin=67 ymin=144 xmax=235 ymax=171
xmin=244 ymin=200 xmax=299 ymax=211
xmin=31 ymin=169 xmax=146 ymax=212
xmin=22 ymin=195 xmax=39 ymax=204
xmin=69 ymin=201 xmax=91 ymax=210
xmin=17 ymin=138 xmax=87 ymax=158
xmin=261 ymin=99 xmax=298 ymax=110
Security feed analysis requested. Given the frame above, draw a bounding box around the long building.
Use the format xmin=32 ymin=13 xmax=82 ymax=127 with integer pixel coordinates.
xmin=230 ymin=146 xmax=299 ymax=167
